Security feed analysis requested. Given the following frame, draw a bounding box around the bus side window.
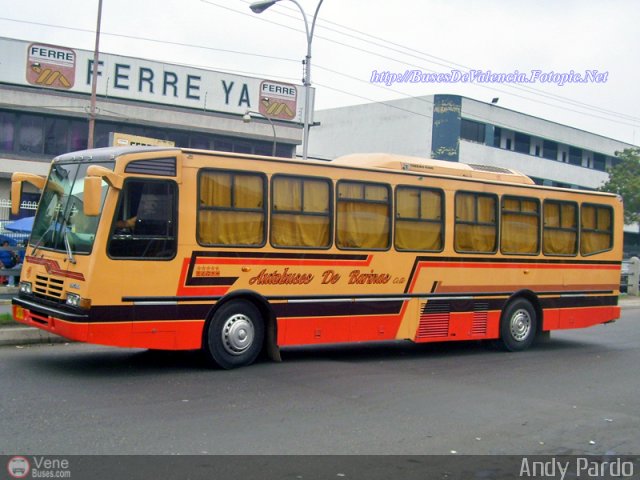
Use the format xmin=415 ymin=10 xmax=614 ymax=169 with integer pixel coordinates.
xmin=580 ymin=203 xmax=613 ymax=256
xmin=108 ymin=179 xmax=177 ymax=259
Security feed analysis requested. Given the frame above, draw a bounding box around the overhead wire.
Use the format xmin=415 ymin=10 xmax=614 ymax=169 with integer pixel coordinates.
xmin=1 ymin=5 xmax=638 ymax=137
xmin=227 ymin=0 xmax=640 ymax=128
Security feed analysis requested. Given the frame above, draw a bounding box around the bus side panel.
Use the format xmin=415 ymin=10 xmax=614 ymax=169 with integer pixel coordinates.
xmin=412 ymin=308 xmax=501 ymax=343
xmin=88 ymin=323 xmax=132 ymax=348
xmin=545 ymin=305 xmax=620 ymax=330
xmin=277 ymin=313 xmax=404 ymax=346
xmin=273 ymin=298 xmax=410 ymax=346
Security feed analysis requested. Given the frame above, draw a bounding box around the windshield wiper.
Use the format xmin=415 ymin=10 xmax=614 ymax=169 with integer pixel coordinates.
xmin=30 ymin=221 xmax=56 ymax=256
xmin=63 ymin=229 xmax=76 ymax=265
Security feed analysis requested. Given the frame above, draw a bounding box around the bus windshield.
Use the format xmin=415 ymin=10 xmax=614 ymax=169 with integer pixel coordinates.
xmin=30 ymin=161 xmax=113 ymax=257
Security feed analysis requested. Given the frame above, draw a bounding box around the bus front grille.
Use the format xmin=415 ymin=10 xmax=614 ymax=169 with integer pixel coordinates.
xmin=34 ymin=275 xmax=64 ymax=301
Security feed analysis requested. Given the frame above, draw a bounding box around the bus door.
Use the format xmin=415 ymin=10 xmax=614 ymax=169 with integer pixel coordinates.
xmin=107 ymin=178 xmax=179 ymax=347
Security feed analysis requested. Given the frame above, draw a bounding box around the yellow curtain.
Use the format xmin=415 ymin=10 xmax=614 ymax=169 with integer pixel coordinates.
xmin=477 ymin=195 xmax=496 ymax=224
xmin=337 ymin=201 xmax=389 ymax=249
xmin=501 ymin=197 xmax=539 ymax=254
xmin=502 ymin=212 xmax=539 ymax=253
xmin=395 ymin=187 xmax=442 ymax=251
xmin=581 ymin=205 xmax=612 ymax=255
xmin=365 ymin=185 xmax=388 ymax=202
xmin=304 ymin=181 xmax=329 ymax=213
xmin=338 ymin=182 xmax=364 ymax=199
xmin=396 ymin=221 xmax=442 ymax=251
xmin=561 ymin=203 xmax=577 ymax=228
xmin=199 ymin=211 xmax=264 ymax=245
xmin=235 ymin=175 xmax=263 ymax=209
xmin=273 ymin=177 xmax=301 ymax=211
xmin=455 ymin=192 xmax=475 ymax=223
xmin=543 ymin=201 xmax=577 ymax=255
xmin=198 ymin=171 xmax=264 ymax=245
xmin=271 ymin=214 xmax=330 ymax=247
xmin=543 ymin=230 xmax=577 ymax=255
xmin=271 ymin=177 xmax=330 ymax=247
xmin=336 ymin=182 xmax=390 ymax=249
xmin=200 ymin=172 xmax=231 ymax=207
xmin=397 ymin=188 xmax=419 ymax=218
xmin=422 ymin=190 xmax=441 ymax=219
xmin=455 ymin=193 xmax=496 ymax=252
xmin=455 ymin=224 xmax=496 ymax=252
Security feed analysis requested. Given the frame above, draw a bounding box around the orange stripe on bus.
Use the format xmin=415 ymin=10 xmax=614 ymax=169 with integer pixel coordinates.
xmin=408 ymin=261 xmax=619 ymax=293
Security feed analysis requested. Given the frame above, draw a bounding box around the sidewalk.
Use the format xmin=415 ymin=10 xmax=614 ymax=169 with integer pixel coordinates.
xmin=1 ymin=295 xmax=639 ymax=348
xmin=0 ymin=297 xmax=69 ymax=346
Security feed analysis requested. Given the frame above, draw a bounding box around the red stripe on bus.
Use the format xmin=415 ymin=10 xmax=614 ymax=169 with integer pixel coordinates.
xmin=25 ymin=256 xmax=86 ymax=281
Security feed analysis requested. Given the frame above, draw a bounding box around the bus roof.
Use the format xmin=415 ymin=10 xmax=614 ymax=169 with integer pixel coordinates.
xmin=332 ymin=153 xmax=536 ymax=185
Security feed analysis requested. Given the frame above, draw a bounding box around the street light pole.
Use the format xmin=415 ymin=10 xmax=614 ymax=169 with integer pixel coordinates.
xmin=250 ymin=0 xmax=324 ymax=160
xmin=243 ymin=110 xmax=277 ymax=156
xmin=87 ymin=0 xmax=103 ymax=149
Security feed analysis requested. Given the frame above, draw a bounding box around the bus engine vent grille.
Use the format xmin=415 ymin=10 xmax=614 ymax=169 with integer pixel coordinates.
xmin=472 ymin=302 xmax=489 ymax=335
xmin=34 ymin=275 xmax=64 ymax=300
xmin=417 ymin=301 xmax=450 ymax=339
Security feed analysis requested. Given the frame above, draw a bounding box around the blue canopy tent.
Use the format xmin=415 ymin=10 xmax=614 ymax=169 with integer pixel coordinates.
xmin=4 ymin=216 xmax=35 ymax=233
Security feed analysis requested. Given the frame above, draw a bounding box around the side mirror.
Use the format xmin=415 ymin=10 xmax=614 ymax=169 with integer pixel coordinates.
xmin=10 ymin=180 xmax=23 ymax=216
xmin=83 ymin=166 xmax=123 ymax=216
xmin=83 ymin=176 xmax=103 ymax=216
xmin=11 ymin=173 xmax=46 ymax=215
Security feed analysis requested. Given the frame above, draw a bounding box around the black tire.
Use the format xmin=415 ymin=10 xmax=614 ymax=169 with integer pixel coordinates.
xmin=205 ymin=300 xmax=265 ymax=369
xmin=497 ymin=298 xmax=537 ymax=352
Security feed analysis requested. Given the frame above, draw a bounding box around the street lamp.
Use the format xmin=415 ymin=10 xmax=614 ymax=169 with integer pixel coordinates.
xmin=243 ymin=110 xmax=277 ymax=157
xmin=249 ymin=0 xmax=324 ymax=160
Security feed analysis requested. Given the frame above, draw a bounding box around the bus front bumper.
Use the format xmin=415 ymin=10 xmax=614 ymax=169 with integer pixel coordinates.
xmin=12 ymin=297 xmax=90 ymax=343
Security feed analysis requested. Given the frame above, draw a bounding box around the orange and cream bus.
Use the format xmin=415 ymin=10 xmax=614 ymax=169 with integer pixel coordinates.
xmin=11 ymin=147 xmax=622 ymax=368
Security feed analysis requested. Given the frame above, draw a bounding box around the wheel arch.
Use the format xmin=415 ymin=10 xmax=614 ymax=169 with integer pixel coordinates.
xmin=504 ymin=289 xmax=543 ymax=333
xmin=202 ymin=289 xmax=281 ymax=362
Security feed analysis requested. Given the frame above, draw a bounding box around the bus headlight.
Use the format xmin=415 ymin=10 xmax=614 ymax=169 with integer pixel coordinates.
xmin=66 ymin=293 xmax=91 ymax=309
xmin=19 ymin=281 xmax=32 ymax=295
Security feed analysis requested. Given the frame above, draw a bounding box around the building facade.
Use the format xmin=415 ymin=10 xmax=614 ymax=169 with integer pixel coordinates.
xmin=0 ymin=36 xmax=306 ymax=200
xmin=307 ymin=94 xmax=639 ymax=254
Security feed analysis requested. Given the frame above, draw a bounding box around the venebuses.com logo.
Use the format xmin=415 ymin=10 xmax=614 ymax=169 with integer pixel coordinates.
xmin=7 ymin=456 xmax=71 ymax=478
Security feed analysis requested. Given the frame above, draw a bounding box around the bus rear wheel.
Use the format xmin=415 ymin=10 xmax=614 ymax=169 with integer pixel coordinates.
xmin=497 ymin=298 xmax=537 ymax=352
xmin=205 ymin=300 xmax=265 ymax=369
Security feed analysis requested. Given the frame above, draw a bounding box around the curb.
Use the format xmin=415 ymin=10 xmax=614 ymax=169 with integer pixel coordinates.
xmin=0 ymin=326 xmax=69 ymax=346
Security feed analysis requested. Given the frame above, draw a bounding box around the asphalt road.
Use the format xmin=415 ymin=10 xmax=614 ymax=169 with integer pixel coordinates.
xmin=1 ymin=308 xmax=639 ymax=456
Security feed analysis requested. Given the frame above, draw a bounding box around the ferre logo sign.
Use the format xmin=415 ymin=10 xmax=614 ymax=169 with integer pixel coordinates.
xmin=259 ymin=81 xmax=297 ymax=120
xmin=26 ymin=43 xmax=76 ymax=90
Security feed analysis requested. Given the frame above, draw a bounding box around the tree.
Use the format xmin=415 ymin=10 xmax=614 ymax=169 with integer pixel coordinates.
xmin=599 ymin=148 xmax=640 ymax=225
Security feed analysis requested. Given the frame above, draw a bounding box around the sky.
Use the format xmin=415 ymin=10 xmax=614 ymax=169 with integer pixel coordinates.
xmin=1 ymin=0 xmax=639 ymax=146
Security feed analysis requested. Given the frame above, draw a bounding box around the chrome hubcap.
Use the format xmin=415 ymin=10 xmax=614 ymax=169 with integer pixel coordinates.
xmin=222 ymin=314 xmax=255 ymax=355
xmin=510 ymin=309 xmax=532 ymax=342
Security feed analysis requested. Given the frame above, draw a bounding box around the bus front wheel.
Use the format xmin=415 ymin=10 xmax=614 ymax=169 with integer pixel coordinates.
xmin=497 ymin=298 xmax=537 ymax=352
xmin=205 ymin=300 xmax=265 ymax=369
